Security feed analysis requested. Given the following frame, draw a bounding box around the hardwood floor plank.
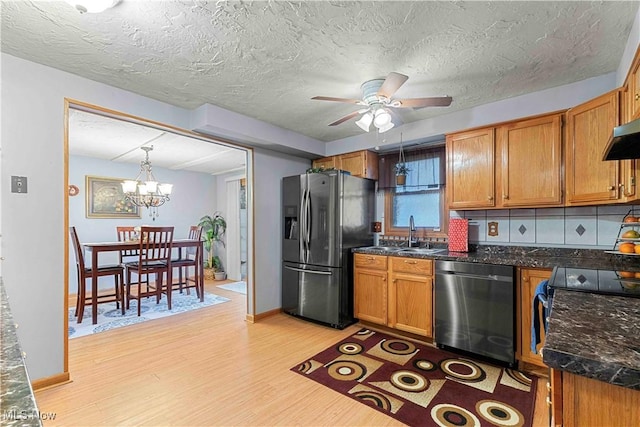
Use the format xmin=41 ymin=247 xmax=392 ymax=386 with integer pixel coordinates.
xmin=37 ymin=280 xmax=547 ymax=426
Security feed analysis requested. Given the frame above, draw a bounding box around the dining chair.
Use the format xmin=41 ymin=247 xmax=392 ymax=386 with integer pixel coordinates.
xmin=116 ymin=225 xmax=150 ymax=292
xmin=124 ymin=226 xmax=175 ymax=316
xmin=116 ymin=226 xmax=140 ymax=263
xmin=69 ymin=226 xmax=125 ymax=323
xmin=171 ymin=225 xmax=203 ymax=297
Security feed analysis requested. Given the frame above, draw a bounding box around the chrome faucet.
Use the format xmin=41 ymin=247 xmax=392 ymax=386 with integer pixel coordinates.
xmin=408 ymin=215 xmax=417 ymax=247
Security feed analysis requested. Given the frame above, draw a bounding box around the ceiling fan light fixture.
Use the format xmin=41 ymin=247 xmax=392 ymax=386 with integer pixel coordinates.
xmin=355 ymin=112 xmax=373 ymax=132
xmin=65 ymin=0 xmax=120 ymax=14
xmin=373 ymin=108 xmax=392 ymax=128
xmin=377 ymin=122 xmax=395 ymax=133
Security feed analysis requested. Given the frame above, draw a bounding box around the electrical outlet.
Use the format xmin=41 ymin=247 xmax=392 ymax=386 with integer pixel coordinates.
xmin=11 ymin=176 xmax=27 ymax=193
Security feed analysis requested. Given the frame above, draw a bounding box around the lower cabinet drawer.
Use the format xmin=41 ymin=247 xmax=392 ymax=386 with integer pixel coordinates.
xmin=354 ymin=253 xmax=387 ymax=270
xmin=390 ymin=257 xmax=433 ymax=275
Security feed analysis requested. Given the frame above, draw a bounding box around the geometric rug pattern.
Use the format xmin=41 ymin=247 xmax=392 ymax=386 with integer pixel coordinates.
xmin=291 ymin=328 xmax=537 ymax=427
xmin=69 ymin=289 xmax=230 ymax=339
xmin=216 ymin=281 xmax=247 ymax=295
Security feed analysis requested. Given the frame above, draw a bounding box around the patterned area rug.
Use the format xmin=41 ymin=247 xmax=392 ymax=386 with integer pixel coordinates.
xmin=216 ymin=281 xmax=247 ymax=295
xmin=292 ymin=328 xmax=537 ymax=427
xmin=69 ymin=290 xmax=230 ymax=339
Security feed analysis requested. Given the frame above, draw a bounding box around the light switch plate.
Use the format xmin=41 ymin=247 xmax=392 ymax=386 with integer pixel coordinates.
xmin=11 ymin=176 xmax=27 ymax=193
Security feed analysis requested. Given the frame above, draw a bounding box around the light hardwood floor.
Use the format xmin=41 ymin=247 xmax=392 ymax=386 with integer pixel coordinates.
xmin=36 ymin=280 xmax=549 ymax=426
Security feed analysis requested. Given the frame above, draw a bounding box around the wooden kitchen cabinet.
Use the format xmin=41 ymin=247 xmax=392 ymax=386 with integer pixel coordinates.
xmin=354 ymin=254 xmax=433 ymax=337
xmin=388 ymin=257 xmax=433 ymax=337
xmin=559 ymin=371 xmax=640 ymax=427
xmin=312 ymin=150 xmax=379 ymax=180
xmin=446 ymin=127 xmax=496 ymax=209
xmin=565 ymin=90 xmax=622 ymax=205
xmin=312 ymin=156 xmax=337 ymax=171
xmin=498 ymin=113 xmax=563 ymax=207
xmin=627 ymin=47 xmax=640 ymax=121
xmin=353 ymin=253 xmax=387 ymax=325
xmin=518 ymin=267 xmax=552 ymax=368
xmin=446 ymin=112 xmax=564 ymax=210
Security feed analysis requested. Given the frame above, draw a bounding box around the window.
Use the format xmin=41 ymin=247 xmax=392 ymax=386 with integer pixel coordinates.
xmin=379 ymin=145 xmax=447 ymax=238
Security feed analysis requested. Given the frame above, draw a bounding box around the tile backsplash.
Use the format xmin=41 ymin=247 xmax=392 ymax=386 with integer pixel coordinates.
xmin=451 ymin=205 xmax=638 ymax=249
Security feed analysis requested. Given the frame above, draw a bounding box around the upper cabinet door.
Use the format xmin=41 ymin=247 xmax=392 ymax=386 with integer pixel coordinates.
xmin=446 ymin=127 xmax=496 ymax=209
xmin=565 ymin=90 xmax=620 ymax=205
xmin=499 ymin=113 xmax=563 ymax=207
xmin=629 ymin=52 xmax=640 ymax=121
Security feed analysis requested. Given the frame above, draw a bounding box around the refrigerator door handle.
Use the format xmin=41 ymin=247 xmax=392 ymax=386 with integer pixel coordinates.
xmin=300 ymin=187 xmax=307 ymax=261
xmin=284 ymin=265 xmax=332 ymax=275
xmin=305 ymin=189 xmax=311 ymax=254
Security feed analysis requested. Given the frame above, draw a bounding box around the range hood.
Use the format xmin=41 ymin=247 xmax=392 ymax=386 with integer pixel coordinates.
xmin=603 ymin=118 xmax=640 ymax=160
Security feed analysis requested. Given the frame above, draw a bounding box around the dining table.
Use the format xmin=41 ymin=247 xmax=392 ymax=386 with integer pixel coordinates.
xmin=83 ymin=238 xmax=204 ymax=325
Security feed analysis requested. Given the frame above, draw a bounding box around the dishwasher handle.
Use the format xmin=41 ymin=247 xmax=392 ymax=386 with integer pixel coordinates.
xmin=436 ymin=270 xmax=513 ymax=282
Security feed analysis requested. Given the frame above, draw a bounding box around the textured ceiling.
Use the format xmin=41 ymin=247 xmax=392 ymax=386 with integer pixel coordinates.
xmin=1 ymin=1 xmax=639 ymax=143
xmin=69 ymin=109 xmax=247 ymax=175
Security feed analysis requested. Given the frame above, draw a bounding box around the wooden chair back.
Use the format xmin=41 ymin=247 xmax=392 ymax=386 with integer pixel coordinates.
xmin=186 ymin=225 xmax=203 ymax=257
xmin=69 ymin=226 xmax=86 ymax=271
xmin=138 ymin=226 xmax=175 ymax=266
xmin=116 ymin=226 xmax=139 ymax=263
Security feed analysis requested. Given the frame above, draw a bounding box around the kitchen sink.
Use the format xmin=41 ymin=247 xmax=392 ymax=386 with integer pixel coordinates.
xmin=398 ymin=248 xmax=447 ymax=255
xmin=362 ymin=246 xmax=403 ymax=252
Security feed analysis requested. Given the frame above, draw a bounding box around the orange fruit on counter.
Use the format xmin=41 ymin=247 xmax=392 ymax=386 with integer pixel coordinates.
xmin=635 ymin=245 xmax=640 ymax=254
xmin=624 ymin=216 xmax=639 ymax=223
xmin=635 ymin=272 xmax=640 ymax=279
xmin=618 ymin=271 xmax=635 ymax=278
xmin=619 ymin=242 xmax=635 ymax=253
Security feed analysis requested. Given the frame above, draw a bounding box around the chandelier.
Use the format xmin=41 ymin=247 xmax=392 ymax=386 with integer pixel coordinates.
xmin=121 ymin=146 xmax=173 ymax=220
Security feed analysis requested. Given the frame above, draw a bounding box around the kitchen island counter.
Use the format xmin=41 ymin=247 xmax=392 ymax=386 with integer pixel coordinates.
xmin=543 ymin=289 xmax=640 ymax=390
xmin=0 ymin=280 xmax=42 ymax=426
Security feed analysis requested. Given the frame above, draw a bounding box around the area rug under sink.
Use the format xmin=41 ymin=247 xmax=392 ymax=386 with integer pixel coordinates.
xmin=291 ymin=328 xmax=537 ymax=427
xmin=69 ymin=290 xmax=230 ymax=339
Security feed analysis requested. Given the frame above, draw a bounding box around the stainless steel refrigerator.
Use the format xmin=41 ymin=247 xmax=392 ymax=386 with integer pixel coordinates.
xmin=282 ymin=170 xmax=375 ymax=329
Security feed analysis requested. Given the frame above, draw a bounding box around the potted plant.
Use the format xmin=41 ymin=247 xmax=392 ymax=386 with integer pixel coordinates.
xmin=212 ymin=255 xmax=226 ymax=281
xmin=395 ymin=163 xmax=410 ymax=186
xmin=198 ymin=211 xmax=227 ymax=280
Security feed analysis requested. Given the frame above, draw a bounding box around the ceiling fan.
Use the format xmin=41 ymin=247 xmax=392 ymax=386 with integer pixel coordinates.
xmin=312 ymin=72 xmax=452 ymax=133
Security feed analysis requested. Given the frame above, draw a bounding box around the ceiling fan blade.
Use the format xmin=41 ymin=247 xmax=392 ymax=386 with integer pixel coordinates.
xmin=377 ymin=72 xmax=409 ymax=99
xmin=393 ymin=96 xmax=453 ymax=108
xmin=328 ymin=110 xmax=362 ymax=126
xmin=312 ymin=96 xmax=363 ymax=104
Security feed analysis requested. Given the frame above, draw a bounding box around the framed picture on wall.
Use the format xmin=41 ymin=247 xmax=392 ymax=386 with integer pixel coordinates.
xmin=85 ymin=175 xmax=140 ymax=218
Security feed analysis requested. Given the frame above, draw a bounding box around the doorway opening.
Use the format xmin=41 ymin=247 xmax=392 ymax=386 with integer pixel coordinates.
xmin=64 ymin=99 xmax=254 ymax=367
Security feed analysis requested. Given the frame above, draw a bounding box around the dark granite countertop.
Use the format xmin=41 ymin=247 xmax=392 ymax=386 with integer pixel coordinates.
xmin=1 ymin=280 xmax=43 ymax=427
xmin=543 ymin=290 xmax=640 ymax=391
xmin=353 ymin=244 xmax=640 ymax=270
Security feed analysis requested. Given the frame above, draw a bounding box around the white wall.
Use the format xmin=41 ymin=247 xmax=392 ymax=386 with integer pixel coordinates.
xmin=252 ymin=148 xmax=309 ymax=314
xmin=0 ymin=53 xmax=311 ymax=381
xmin=69 ymin=155 xmax=218 ymax=291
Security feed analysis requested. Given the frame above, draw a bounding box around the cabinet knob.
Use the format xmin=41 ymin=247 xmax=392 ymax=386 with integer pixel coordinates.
xmin=488 ymin=195 xmax=494 ymax=201
xmin=635 ymin=93 xmax=640 ymax=101
xmin=382 ymin=277 xmax=386 ymax=282
xmin=503 ymin=194 xmax=509 ymax=200
xmin=608 ymin=185 xmax=615 ymax=191
xmin=546 ymin=382 xmax=552 ymax=392
xmin=546 ymin=396 xmax=552 ymax=406
xmin=404 ymin=260 xmax=418 ymax=264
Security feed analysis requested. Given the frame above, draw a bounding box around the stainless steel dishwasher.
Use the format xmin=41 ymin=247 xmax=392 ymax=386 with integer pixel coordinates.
xmin=434 ymin=260 xmax=516 ymax=367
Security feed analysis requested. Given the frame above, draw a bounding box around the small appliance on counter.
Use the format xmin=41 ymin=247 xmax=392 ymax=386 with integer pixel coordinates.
xmin=448 ymin=218 xmax=469 ymax=252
